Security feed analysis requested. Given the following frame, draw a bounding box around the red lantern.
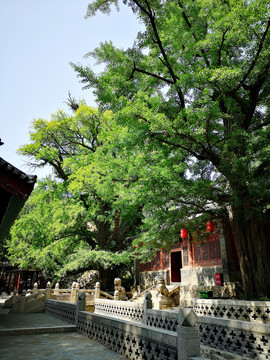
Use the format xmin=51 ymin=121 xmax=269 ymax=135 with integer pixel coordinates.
xmin=180 ymin=228 xmax=188 ymax=239
xmin=206 ymin=221 xmax=214 ymax=232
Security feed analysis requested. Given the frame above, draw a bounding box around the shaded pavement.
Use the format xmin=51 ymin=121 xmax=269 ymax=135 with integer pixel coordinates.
xmin=0 ymin=299 xmax=125 ymax=360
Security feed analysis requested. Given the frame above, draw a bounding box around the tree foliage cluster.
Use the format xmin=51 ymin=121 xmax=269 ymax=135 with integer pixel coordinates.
xmin=8 ymin=0 xmax=270 ymax=296
xmin=8 ymin=105 xmax=139 ymax=280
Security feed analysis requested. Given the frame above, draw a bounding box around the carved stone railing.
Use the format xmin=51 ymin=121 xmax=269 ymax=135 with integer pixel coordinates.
xmin=7 ymin=289 xmax=47 ymax=313
xmin=94 ymin=298 xmax=145 ymax=323
xmin=146 ymin=309 xmax=179 ymax=332
xmin=100 ymin=290 xmax=114 ymax=300
xmin=77 ymin=300 xmax=200 ymax=360
xmin=192 ymin=298 xmax=270 ymax=360
xmin=198 ymin=316 xmax=270 ymax=360
xmin=45 ymin=299 xmax=77 ymax=324
xmin=50 ymin=289 xmax=71 ymax=302
xmin=4 ymin=281 xmax=115 ymax=314
xmin=193 ymin=298 xmax=270 ymax=324
xmin=77 ymin=311 xmax=180 ymax=360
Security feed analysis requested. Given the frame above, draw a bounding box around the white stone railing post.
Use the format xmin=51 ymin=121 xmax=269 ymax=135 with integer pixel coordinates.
xmin=32 ymin=282 xmax=38 ymax=294
xmin=70 ymin=282 xmax=75 ymax=302
xmin=114 ymin=290 xmax=120 ymax=301
xmin=95 ymin=282 xmax=100 ymax=299
xmin=75 ymin=282 xmax=80 ymax=301
xmin=143 ymin=292 xmax=152 ymax=324
xmin=75 ymin=292 xmax=86 ymax=326
xmin=177 ymin=308 xmax=201 ymax=360
xmin=54 ymin=282 xmax=60 ymax=296
xmin=70 ymin=282 xmax=79 ymax=303
xmin=46 ymin=281 xmax=51 ymax=299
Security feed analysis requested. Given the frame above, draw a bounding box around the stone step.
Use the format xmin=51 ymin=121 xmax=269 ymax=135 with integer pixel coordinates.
xmin=0 ymin=324 xmax=77 ymax=336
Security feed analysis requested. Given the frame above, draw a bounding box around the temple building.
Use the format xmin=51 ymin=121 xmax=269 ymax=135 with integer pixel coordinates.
xmin=138 ymin=219 xmax=245 ymax=303
xmin=0 ymin=149 xmax=37 ymax=292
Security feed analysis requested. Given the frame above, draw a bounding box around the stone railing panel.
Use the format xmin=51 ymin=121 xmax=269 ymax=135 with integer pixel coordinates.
xmin=94 ymin=298 xmax=144 ymax=323
xmin=100 ymin=290 xmax=114 ymax=300
xmin=146 ymin=309 xmax=179 ymax=332
xmin=83 ymin=289 xmax=95 ymax=302
xmin=51 ymin=289 xmax=71 ymax=302
xmin=198 ymin=316 xmax=270 ymax=360
xmin=194 ymin=298 xmax=270 ymax=324
xmin=24 ymin=292 xmax=46 ymax=313
xmin=77 ymin=311 xmax=178 ymax=360
xmin=45 ymin=299 xmax=76 ymax=324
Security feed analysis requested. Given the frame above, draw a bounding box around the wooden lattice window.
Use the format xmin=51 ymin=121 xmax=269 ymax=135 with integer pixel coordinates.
xmin=193 ymin=234 xmax=221 ymax=265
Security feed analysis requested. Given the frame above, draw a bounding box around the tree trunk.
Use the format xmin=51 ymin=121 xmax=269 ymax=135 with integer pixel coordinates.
xmin=95 ymin=203 xmax=111 ymax=249
xmin=228 ymin=205 xmax=270 ymax=298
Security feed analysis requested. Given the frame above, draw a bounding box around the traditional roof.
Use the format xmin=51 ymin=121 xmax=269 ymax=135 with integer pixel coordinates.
xmin=0 ymin=157 xmax=37 ymax=242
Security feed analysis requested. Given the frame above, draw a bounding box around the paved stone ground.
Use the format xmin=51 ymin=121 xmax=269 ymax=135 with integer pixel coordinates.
xmin=0 ymin=299 xmax=125 ymax=360
xmin=0 ymin=311 xmax=75 ymax=330
xmin=0 ymin=332 xmax=125 ymax=360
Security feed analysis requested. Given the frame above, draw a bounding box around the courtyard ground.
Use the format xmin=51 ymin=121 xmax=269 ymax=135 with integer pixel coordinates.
xmin=0 ymin=298 xmax=125 ymax=360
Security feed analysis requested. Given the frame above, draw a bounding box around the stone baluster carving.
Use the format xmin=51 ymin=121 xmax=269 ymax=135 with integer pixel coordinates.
xmin=114 ymin=278 xmax=127 ymax=301
xmin=54 ymin=282 xmax=60 ymax=296
xmin=70 ymin=282 xmax=79 ymax=303
xmin=155 ymin=276 xmax=173 ymax=310
xmin=32 ymin=282 xmax=38 ymax=294
xmin=95 ymin=282 xmax=100 ymax=299
xmin=46 ymin=281 xmax=51 ymax=299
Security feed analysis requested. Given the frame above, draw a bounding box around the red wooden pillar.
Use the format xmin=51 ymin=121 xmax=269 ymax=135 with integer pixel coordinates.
xmin=17 ymin=271 xmax=22 ymax=290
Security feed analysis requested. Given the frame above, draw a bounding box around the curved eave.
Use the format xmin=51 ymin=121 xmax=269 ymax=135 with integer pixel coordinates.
xmin=0 ymin=157 xmax=37 ymax=242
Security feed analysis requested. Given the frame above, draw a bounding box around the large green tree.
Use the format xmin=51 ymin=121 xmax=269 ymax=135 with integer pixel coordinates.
xmin=10 ymin=104 xmax=141 ymax=282
xmin=71 ymin=0 xmax=270 ymax=297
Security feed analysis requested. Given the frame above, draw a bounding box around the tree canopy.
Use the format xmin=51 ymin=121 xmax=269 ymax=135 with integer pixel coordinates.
xmin=8 ymin=105 xmax=142 ymax=282
xmin=69 ymin=0 xmax=270 ymax=297
xmin=8 ymin=0 xmax=270 ymax=297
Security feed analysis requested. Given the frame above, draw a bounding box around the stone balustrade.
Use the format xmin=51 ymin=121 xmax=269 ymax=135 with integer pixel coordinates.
xmin=198 ymin=316 xmax=270 ymax=360
xmin=193 ymin=298 xmax=270 ymax=324
xmin=94 ymin=298 xmax=146 ymax=323
xmin=46 ymin=293 xmax=200 ymax=360
xmin=3 ymin=281 xmax=101 ymax=313
xmin=146 ymin=308 xmax=179 ymax=332
xmin=4 ymin=288 xmax=47 ymax=313
xmin=77 ymin=310 xmax=180 ymax=360
xmin=45 ymin=293 xmax=270 ymax=360
xmin=192 ymin=298 xmax=270 ymax=360
xmin=29 ymin=281 xmax=99 ymax=304
xmin=45 ymin=299 xmax=77 ymax=324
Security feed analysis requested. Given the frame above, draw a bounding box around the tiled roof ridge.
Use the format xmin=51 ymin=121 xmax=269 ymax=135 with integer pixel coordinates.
xmin=0 ymin=157 xmax=37 ymax=184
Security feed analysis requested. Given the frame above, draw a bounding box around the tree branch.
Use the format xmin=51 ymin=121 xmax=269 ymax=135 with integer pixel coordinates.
xmin=238 ymin=19 xmax=270 ymax=90
xmin=178 ymin=0 xmax=211 ymax=67
xmin=133 ymin=0 xmax=185 ymax=108
xmin=128 ymin=62 xmax=174 ymax=84
xmin=218 ymin=28 xmax=230 ymax=66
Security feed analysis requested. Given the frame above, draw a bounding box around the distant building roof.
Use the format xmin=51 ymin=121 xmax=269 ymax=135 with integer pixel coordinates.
xmin=0 ymin=157 xmax=37 ymax=242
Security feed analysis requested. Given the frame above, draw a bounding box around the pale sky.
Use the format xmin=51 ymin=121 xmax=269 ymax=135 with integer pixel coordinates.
xmin=0 ymin=0 xmax=141 ymax=179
